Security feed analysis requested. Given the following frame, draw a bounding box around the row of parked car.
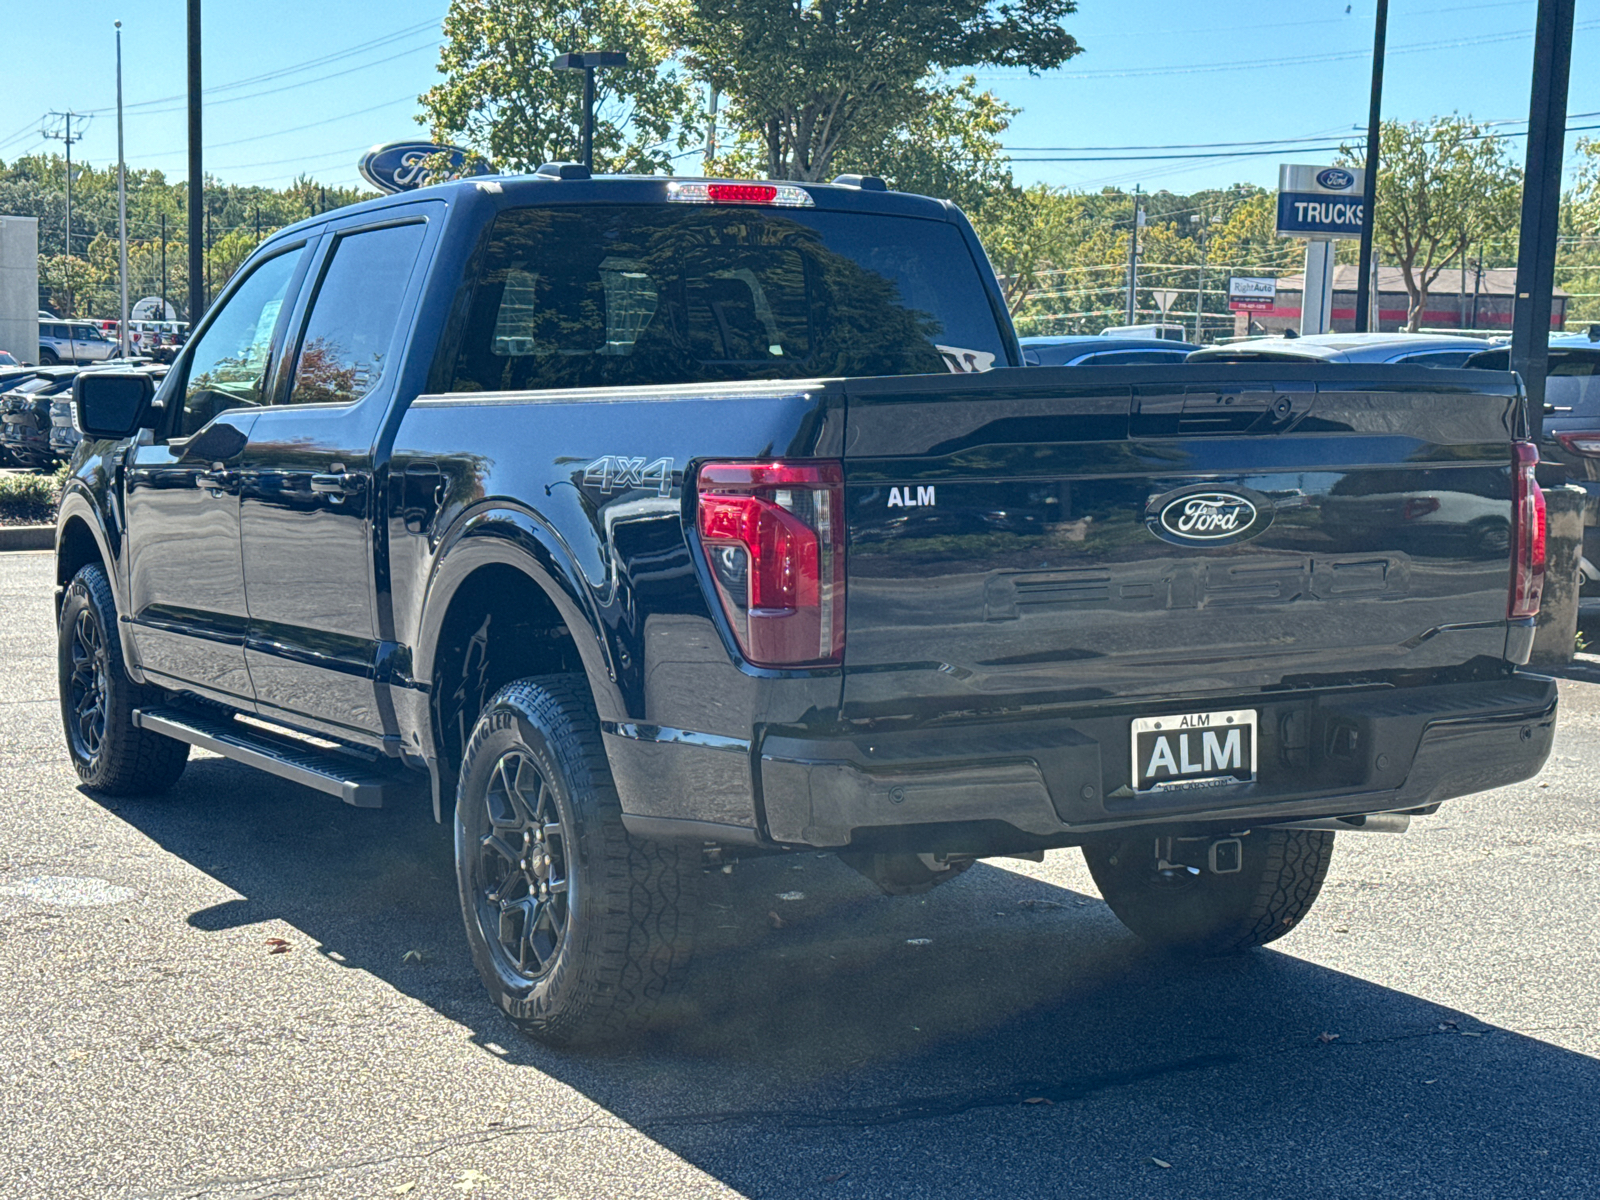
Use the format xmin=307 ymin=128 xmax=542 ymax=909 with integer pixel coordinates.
xmin=0 ymin=359 xmax=167 ymax=470
xmin=1022 ymin=327 xmax=1600 ymax=593
xmin=33 ymin=311 xmax=189 ymax=366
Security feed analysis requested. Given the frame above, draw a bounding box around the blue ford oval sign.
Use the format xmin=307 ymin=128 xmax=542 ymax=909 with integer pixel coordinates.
xmin=1316 ymin=167 xmax=1355 ymax=192
xmin=358 ymin=142 xmax=490 ymax=194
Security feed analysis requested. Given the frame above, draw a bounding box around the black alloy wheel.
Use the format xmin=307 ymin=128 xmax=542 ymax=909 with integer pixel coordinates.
xmin=57 ymin=563 xmax=189 ymax=794
xmin=472 ymin=750 xmax=572 ymax=982
xmin=454 ymin=676 xmax=699 ymax=1045
xmin=65 ymin=606 xmax=110 ymax=768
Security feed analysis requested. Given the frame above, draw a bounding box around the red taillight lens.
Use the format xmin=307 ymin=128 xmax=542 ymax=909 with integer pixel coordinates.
xmin=696 ymin=460 xmax=844 ymax=667
xmin=1510 ymin=441 xmax=1546 ymax=619
xmin=1554 ymin=431 xmax=1600 ymax=458
xmin=707 ymin=184 xmax=777 ymax=205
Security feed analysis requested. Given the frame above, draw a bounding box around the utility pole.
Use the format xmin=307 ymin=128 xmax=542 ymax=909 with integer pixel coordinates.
xmin=1125 ymin=184 xmax=1143 ymax=325
xmin=1510 ymin=0 xmax=1577 ymax=439
xmin=1190 ymin=213 xmax=1220 ymax=343
xmin=704 ymin=86 xmax=719 ymax=173
xmin=160 ymin=212 xmax=167 ymax=319
xmin=1354 ymin=0 xmax=1388 ymax=331
xmin=254 ymin=202 xmax=260 ymax=244
xmin=187 ymin=0 xmax=205 ymax=321
xmin=41 ymin=111 xmax=88 ymax=316
xmin=115 ymin=21 xmax=131 ymax=357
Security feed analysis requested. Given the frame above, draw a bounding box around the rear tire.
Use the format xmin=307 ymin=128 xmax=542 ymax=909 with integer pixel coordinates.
xmin=454 ymin=675 xmax=698 ymax=1046
xmin=57 ymin=563 xmax=189 ymax=795
xmin=39 ymin=349 xmax=59 ymax=365
xmin=1083 ymin=829 xmax=1334 ymax=954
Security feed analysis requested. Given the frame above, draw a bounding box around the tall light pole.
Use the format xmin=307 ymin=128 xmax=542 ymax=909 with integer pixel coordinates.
xmin=115 ymin=21 xmax=131 ymax=358
xmin=551 ymin=51 xmax=629 ymax=170
xmin=187 ymin=0 xmax=204 ymax=322
xmin=1354 ymin=0 xmax=1388 ymax=332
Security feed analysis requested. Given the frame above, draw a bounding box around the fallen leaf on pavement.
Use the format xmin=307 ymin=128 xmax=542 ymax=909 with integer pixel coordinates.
xmin=452 ymin=1169 xmax=492 ymax=1192
xmin=392 ymin=1184 xmax=416 ymax=1196
xmin=823 ymin=1171 xmax=849 ymax=1183
xmin=1459 ymin=1031 xmax=1481 ymax=1037
xmin=266 ymin=937 xmax=291 ymax=955
xmin=1023 ymin=1097 xmax=1053 ymax=1105
xmin=1149 ymin=1158 xmax=1172 ymax=1169
xmin=401 ymin=949 xmax=426 ymax=965
xmin=1438 ymin=1020 xmax=1459 ymax=1031
xmin=1317 ymin=1032 xmax=1340 ymax=1044
xmin=766 ymin=911 xmax=786 ymax=929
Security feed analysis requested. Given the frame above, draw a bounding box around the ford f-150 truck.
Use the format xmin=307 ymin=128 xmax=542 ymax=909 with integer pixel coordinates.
xmin=56 ymin=169 xmax=1556 ymax=1045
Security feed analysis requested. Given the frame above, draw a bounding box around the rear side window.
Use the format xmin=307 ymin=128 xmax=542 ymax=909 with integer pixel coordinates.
xmin=286 ymin=221 xmax=428 ymax=406
xmin=1390 ymin=350 xmax=1476 ymax=367
xmin=447 ymin=205 xmax=1006 ymax=392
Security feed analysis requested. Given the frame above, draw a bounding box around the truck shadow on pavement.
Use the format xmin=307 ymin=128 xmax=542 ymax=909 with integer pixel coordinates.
xmin=97 ymin=756 xmax=1600 ymax=1199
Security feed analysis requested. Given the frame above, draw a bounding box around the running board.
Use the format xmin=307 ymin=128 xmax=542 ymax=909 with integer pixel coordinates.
xmin=133 ymin=706 xmax=417 ymax=808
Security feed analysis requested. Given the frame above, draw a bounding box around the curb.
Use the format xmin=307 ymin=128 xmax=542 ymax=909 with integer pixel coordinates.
xmin=0 ymin=525 xmax=54 ymax=552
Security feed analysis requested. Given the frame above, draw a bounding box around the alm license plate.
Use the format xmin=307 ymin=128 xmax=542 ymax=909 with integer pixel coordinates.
xmin=1132 ymin=709 xmax=1257 ymax=793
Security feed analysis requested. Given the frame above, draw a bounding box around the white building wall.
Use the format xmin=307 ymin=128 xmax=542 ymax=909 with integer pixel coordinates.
xmin=0 ymin=216 xmax=40 ymax=364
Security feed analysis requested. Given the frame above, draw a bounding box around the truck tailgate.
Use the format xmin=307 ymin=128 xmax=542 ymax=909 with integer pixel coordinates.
xmin=840 ymin=364 xmax=1524 ymax=720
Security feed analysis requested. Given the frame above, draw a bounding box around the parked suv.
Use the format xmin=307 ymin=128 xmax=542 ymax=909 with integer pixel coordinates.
xmin=1 ymin=368 xmax=80 ymax=467
xmin=39 ymin=322 xmax=116 ymax=366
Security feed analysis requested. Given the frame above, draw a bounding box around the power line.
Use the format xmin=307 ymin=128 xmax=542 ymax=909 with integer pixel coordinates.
xmin=980 ymin=20 xmax=1600 ymax=82
xmin=81 ymin=18 xmax=443 ymax=114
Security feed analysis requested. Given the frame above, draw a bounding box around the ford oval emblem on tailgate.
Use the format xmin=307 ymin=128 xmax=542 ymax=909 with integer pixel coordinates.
xmin=1148 ymin=487 xmax=1272 ymax=547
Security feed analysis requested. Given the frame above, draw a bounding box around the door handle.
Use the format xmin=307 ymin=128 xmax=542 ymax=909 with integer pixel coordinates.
xmin=195 ymin=467 xmax=239 ymax=491
xmin=310 ymin=472 xmax=364 ymax=497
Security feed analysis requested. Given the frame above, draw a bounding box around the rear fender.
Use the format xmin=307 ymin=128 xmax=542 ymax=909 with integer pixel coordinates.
xmin=413 ymin=504 xmax=623 ymax=740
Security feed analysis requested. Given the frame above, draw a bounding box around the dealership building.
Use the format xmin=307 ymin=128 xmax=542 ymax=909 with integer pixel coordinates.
xmin=1245 ymin=264 xmax=1569 ymax=336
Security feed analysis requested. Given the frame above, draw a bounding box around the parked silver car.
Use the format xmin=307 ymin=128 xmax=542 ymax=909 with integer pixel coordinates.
xmin=1186 ymin=331 xmax=1500 ymax=367
xmin=38 ymin=321 xmax=117 ymax=365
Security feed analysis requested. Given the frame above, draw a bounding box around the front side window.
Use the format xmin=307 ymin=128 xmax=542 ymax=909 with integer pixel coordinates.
xmin=178 ymin=247 xmax=301 ymax=437
xmin=448 ymin=205 xmax=1006 ymax=392
xmin=286 ymin=221 xmax=427 ymax=406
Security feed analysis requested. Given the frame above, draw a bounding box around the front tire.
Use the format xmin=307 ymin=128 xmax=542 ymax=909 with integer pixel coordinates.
xmin=57 ymin=564 xmax=189 ymax=794
xmin=454 ymin=676 xmax=698 ymax=1046
xmin=1083 ymin=829 xmax=1334 ymax=954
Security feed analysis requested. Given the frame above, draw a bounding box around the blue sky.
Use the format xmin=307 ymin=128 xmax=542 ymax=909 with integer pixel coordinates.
xmin=1 ymin=0 xmax=1596 ymax=195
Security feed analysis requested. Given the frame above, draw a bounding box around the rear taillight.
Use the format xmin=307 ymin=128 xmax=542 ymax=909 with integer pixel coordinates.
xmin=1554 ymin=430 xmax=1600 ymax=457
xmin=696 ymin=460 xmax=844 ymax=667
xmin=1510 ymin=441 xmax=1547 ymax=619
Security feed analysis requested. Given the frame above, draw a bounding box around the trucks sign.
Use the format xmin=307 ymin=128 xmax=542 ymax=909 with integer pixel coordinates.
xmin=1275 ymin=163 xmax=1367 ymax=240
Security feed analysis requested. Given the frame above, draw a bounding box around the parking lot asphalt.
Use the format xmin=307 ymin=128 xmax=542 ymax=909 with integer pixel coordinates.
xmin=1 ymin=548 xmax=1598 ymax=1199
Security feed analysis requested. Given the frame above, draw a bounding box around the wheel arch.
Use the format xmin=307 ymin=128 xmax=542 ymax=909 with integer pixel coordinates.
xmin=415 ymin=507 xmax=620 ymax=820
xmin=54 ymin=491 xmax=140 ymax=679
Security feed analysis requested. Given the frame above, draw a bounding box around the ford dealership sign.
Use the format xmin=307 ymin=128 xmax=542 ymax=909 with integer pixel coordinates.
xmin=1275 ymin=163 xmax=1367 ymax=240
xmin=359 ymin=142 xmax=490 ymax=194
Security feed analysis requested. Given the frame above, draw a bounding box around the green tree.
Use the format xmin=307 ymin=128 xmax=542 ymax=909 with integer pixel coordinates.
xmin=677 ymin=0 xmax=1080 ymax=181
xmin=1342 ymin=116 xmax=1521 ymax=331
xmin=421 ymin=0 xmax=703 ymax=174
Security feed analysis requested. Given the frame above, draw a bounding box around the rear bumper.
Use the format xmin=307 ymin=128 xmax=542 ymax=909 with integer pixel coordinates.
xmin=755 ymin=674 xmax=1558 ymax=849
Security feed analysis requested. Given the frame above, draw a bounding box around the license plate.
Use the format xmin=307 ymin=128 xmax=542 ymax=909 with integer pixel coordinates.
xmin=1131 ymin=708 xmax=1257 ymax=793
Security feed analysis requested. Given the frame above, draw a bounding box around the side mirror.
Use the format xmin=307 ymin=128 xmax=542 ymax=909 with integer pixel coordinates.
xmin=74 ymin=371 xmax=155 ymax=439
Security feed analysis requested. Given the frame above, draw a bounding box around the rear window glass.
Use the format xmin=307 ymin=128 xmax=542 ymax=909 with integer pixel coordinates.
xmin=446 ymin=205 xmax=1006 ymax=392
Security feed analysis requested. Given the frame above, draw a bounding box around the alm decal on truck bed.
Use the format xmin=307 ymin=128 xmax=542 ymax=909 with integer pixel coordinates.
xmin=887 ymin=486 xmax=935 ymax=508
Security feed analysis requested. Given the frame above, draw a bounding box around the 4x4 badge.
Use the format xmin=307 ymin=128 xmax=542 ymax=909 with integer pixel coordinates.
xmin=583 ymin=456 xmax=675 ymax=496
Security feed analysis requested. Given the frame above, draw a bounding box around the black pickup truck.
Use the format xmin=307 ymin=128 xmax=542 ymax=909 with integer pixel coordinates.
xmin=57 ymin=170 xmax=1556 ymax=1045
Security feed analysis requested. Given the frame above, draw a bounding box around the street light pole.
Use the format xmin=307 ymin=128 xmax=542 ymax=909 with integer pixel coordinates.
xmin=187 ymin=0 xmax=204 ymax=322
xmin=551 ymin=52 xmax=629 ymax=171
xmin=115 ymin=21 xmax=130 ymax=358
xmin=1354 ymin=0 xmax=1388 ymax=332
